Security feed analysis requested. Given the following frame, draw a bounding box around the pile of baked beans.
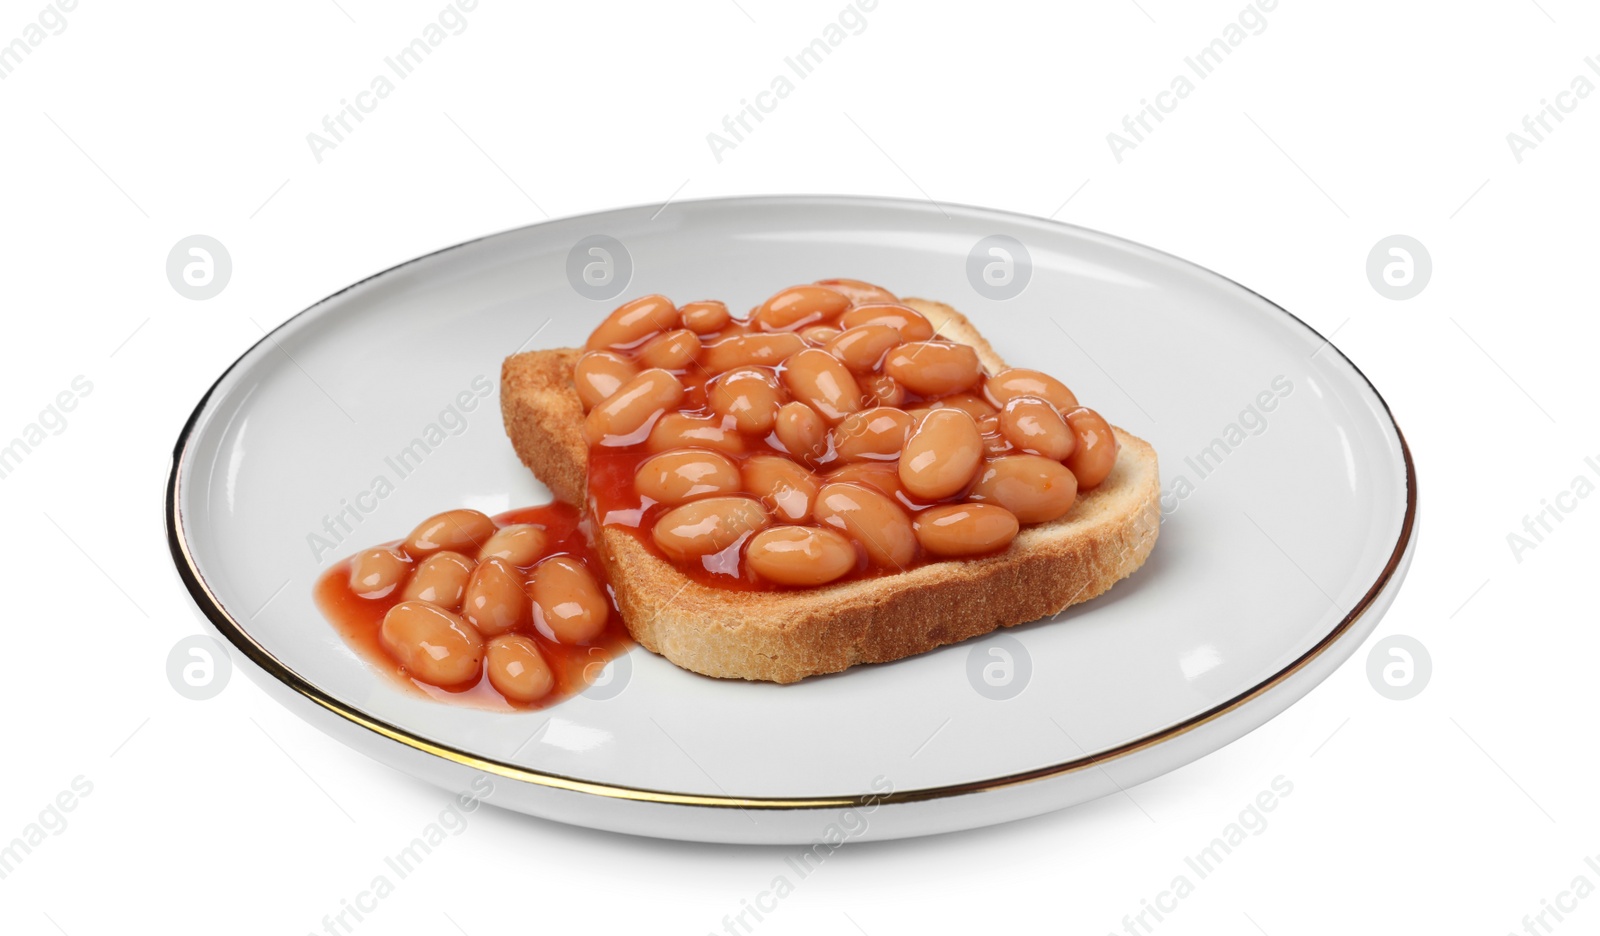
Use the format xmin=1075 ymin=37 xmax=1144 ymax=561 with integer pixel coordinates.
xmin=578 ymin=278 xmax=1119 ymax=588
xmin=337 ymin=507 xmax=615 ymax=697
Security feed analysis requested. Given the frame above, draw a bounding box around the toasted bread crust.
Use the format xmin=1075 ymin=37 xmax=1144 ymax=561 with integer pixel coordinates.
xmin=500 ymin=299 xmax=1160 ymax=683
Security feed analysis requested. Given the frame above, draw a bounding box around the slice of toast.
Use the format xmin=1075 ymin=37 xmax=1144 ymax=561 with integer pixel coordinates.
xmin=501 ymin=299 xmax=1160 ymax=684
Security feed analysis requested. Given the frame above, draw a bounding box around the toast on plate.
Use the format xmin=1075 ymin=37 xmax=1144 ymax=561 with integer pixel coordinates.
xmin=501 ymin=298 xmax=1160 ymax=684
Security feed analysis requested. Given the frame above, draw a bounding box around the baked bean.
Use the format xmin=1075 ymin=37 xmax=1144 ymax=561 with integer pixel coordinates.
xmin=401 ymin=551 xmax=475 ymax=611
xmin=825 ymin=462 xmax=907 ymax=502
xmin=680 ymin=300 xmax=731 ymax=335
xmin=405 ymin=508 xmax=497 ymax=556
xmin=1000 ymin=395 xmax=1077 ymax=461
xmin=969 ymin=454 xmax=1079 ymax=523
xmin=1063 ymin=407 xmax=1118 ymax=490
xmin=832 ymin=407 xmax=914 ymax=462
xmin=983 ymin=432 xmax=1015 ymax=458
xmin=884 ymin=342 xmax=983 ymax=397
xmin=746 ymin=526 xmax=858 ymax=586
xmin=742 ymin=455 xmax=819 ymax=523
xmin=707 ymin=367 xmax=781 ymax=433
xmin=982 ymin=367 xmax=1079 ymax=412
xmin=813 ymin=482 xmax=917 ymax=568
xmin=478 ymin=524 xmax=548 ymax=566
xmin=860 ymin=374 xmax=906 ymax=408
xmin=913 ymin=503 xmax=1020 ymax=557
xmin=715 ymin=319 xmax=755 ymax=340
xmin=838 ymin=303 xmax=935 ymax=341
xmin=899 ymin=409 xmax=983 ymax=501
xmin=651 ymin=496 xmax=770 ymax=562
xmin=646 ymin=413 xmax=746 ymax=455
xmin=814 ymin=277 xmax=898 ymax=306
xmin=774 ymin=402 xmax=828 ymax=463
xmin=701 ymin=333 xmax=806 ymax=373
xmin=349 ymin=547 xmax=410 ymax=597
xmin=824 ymin=324 xmax=903 ymax=375
xmin=925 ymin=392 xmax=996 ymax=420
xmin=585 ymin=294 xmax=679 ymax=351
xmin=573 ymin=351 xmax=639 ymax=411
xmin=751 ymin=285 xmax=851 ymax=332
xmin=462 ymin=557 xmax=528 ymax=636
xmin=781 ymin=348 xmax=863 ymax=422
xmin=800 ymin=325 xmax=842 ymax=344
xmin=637 ymin=329 xmax=702 ymax=371
xmin=486 ymin=634 xmax=554 ymax=703
xmin=584 ymin=368 xmax=685 ymax=447
xmin=530 ymin=555 xmax=609 ymax=644
xmin=635 ymin=449 xmax=741 ymax=505
xmin=380 ymin=601 xmax=484 ymax=687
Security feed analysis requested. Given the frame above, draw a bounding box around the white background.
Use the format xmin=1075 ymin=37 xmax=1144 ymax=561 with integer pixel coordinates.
xmin=2 ymin=1 xmax=1597 ymax=934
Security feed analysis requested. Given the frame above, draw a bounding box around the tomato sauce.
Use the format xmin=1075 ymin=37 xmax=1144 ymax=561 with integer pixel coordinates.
xmin=313 ymin=502 xmax=631 ymax=711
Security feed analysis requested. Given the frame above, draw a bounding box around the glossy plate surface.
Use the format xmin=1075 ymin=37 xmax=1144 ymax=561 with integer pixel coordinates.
xmin=168 ymin=196 xmax=1415 ymax=843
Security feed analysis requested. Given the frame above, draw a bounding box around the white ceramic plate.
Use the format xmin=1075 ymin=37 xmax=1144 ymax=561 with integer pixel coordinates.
xmin=167 ymin=196 xmax=1415 ymax=844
